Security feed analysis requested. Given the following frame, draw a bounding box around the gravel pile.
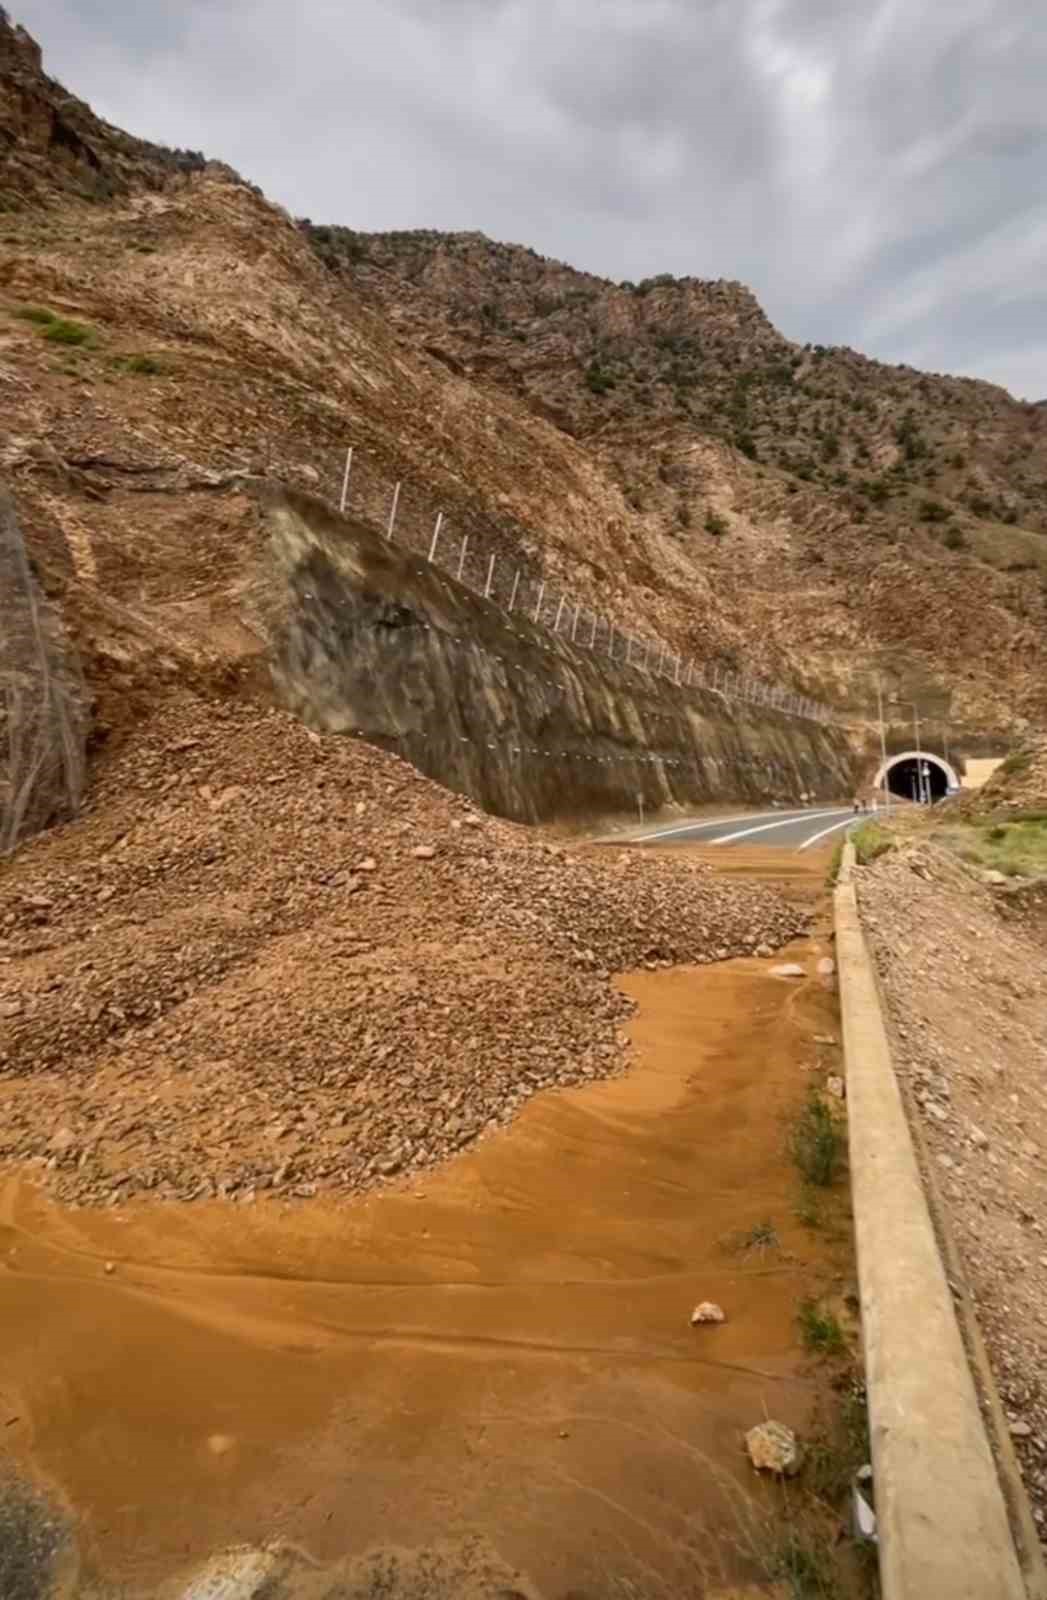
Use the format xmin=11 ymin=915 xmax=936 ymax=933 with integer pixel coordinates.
xmin=0 ymin=690 xmax=805 ymax=1205
xmin=858 ymin=841 xmax=1047 ymax=1540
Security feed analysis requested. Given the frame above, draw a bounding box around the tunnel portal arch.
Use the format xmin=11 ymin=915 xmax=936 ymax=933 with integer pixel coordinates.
xmin=872 ymin=751 xmax=959 ymax=804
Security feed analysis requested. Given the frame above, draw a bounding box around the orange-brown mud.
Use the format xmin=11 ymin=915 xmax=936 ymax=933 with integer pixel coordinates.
xmin=0 ymin=851 xmax=847 ymax=1599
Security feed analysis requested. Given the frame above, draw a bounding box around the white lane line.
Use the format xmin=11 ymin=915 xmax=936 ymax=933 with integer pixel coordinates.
xmin=798 ymin=815 xmax=858 ymax=852
xmin=710 ymin=809 xmax=851 ymax=847
xmin=630 ymin=808 xmax=819 ymax=844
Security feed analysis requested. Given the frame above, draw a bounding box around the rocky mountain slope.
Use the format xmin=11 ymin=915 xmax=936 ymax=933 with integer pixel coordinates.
xmin=1 ymin=8 xmax=1045 ymax=761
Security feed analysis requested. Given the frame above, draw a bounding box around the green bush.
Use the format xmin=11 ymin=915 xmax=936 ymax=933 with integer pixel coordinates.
xmin=43 ymin=318 xmax=93 ymax=346
xmin=918 ymin=498 xmax=951 ymax=523
xmin=14 ymin=305 xmax=56 ymax=325
xmin=705 ymin=510 xmax=729 ymax=537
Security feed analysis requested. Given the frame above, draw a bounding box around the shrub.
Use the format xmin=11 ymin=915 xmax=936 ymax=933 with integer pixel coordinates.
xmin=120 ymin=353 xmax=163 ymax=375
xmin=584 ymin=362 xmax=614 ymax=395
xmin=789 ymin=1094 xmax=844 ymax=1188
xmin=43 ymin=319 xmax=93 ymax=346
xmin=14 ymin=306 xmax=56 ymax=325
xmin=705 ymin=510 xmax=729 ymax=537
xmin=797 ymin=1299 xmax=847 ymax=1357
xmin=919 ymin=499 xmax=951 ymax=523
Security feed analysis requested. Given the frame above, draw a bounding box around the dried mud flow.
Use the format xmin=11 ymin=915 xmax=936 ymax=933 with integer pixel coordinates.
xmin=1 ymin=854 xmax=849 ymax=1600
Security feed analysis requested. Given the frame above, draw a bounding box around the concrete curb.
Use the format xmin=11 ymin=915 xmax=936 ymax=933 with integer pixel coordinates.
xmin=835 ymin=842 xmax=1027 ymax=1598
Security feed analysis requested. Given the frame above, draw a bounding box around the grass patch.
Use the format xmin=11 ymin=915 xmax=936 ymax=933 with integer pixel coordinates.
xmin=943 ymin=816 xmax=1047 ymax=879
xmin=998 ymin=749 xmax=1033 ymax=777
xmin=826 ymin=836 xmax=846 ymax=886
xmin=851 ymin=819 xmax=893 ymax=865
xmin=798 ymin=1298 xmax=847 ymax=1357
xmin=764 ymin=1524 xmax=842 ymax=1599
xmin=43 ymin=318 xmax=94 ymax=346
xmin=14 ymin=305 xmax=56 ymax=325
xmin=789 ymin=1094 xmax=845 ymax=1188
xmin=118 ymin=353 xmax=164 ymax=375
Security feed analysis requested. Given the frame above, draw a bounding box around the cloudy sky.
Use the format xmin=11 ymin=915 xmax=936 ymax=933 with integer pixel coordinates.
xmin=16 ymin=0 xmax=1047 ymax=398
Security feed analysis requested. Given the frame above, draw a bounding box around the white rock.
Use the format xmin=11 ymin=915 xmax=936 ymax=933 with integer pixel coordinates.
xmin=745 ymin=1420 xmax=803 ymax=1477
xmin=826 ymin=1075 xmax=846 ymax=1100
xmin=770 ymin=964 xmax=806 ymax=980
xmin=969 ymin=1125 xmax=989 ymax=1149
xmin=690 ymin=1301 xmax=727 ymax=1326
xmin=412 ymin=845 xmax=437 ymax=860
xmin=817 ymin=957 xmax=836 ymax=978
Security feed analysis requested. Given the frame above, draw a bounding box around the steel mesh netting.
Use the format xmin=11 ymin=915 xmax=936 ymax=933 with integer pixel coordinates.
xmin=0 ymin=492 xmax=86 ymax=855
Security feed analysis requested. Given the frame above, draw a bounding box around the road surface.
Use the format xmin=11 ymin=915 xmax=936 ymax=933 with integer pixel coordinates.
xmin=630 ymin=804 xmax=857 ymax=852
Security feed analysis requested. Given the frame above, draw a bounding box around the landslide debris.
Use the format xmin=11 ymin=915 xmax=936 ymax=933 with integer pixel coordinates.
xmin=0 ymin=690 xmax=805 ymax=1206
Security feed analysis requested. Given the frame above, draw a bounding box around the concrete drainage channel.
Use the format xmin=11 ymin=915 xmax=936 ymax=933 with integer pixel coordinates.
xmin=836 ymin=840 xmax=1044 ymax=1598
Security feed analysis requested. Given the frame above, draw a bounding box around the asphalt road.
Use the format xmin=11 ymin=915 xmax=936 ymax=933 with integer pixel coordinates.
xmin=631 ymin=804 xmax=857 ymax=852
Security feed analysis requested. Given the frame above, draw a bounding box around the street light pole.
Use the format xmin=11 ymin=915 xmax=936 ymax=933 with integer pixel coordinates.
xmin=877 ymin=677 xmax=891 ymax=815
xmin=912 ymin=707 xmax=926 ymax=804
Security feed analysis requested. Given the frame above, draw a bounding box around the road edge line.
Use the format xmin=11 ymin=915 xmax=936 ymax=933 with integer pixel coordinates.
xmin=835 ymin=841 xmax=1028 ymax=1599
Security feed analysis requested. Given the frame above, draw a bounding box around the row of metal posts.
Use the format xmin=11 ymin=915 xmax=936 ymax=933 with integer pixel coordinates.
xmin=335 ymin=446 xmax=828 ymax=724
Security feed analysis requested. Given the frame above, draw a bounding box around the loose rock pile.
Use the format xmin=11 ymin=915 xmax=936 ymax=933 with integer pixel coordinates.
xmin=0 ymin=689 xmax=805 ymax=1206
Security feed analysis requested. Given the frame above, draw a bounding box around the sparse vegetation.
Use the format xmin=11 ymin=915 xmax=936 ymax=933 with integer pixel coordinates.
xmin=789 ymin=1094 xmax=844 ymax=1188
xmin=944 ymin=816 xmax=1047 ymax=878
xmin=42 ymin=318 xmax=94 ymax=346
xmin=798 ymin=1299 xmax=847 ymax=1357
xmin=14 ymin=305 xmax=56 ymax=325
xmin=851 ymin=819 xmax=893 ymax=866
xmin=999 ymin=749 xmax=1033 ymax=776
xmin=119 ymin=353 xmax=164 ymax=375
xmin=705 ymin=509 xmax=729 ymax=537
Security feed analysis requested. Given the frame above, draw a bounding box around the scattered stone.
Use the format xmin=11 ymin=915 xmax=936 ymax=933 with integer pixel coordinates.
xmin=983 ymin=870 xmax=1008 ymax=887
xmin=1010 ymin=1420 xmax=1033 ymax=1439
xmin=826 ymin=1075 xmax=845 ymax=1100
xmin=104 ymin=1261 xmax=115 ymax=1275
xmin=0 ymin=999 xmax=23 ymax=1018
xmin=770 ymin=964 xmax=805 ymax=980
xmin=817 ymin=957 xmax=836 ymax=978
xmin=745 ymin=1421 xmax=803 ymax=1477
xmin=412 ymin=846 xmax=437 ymax=860
xmin=755 ymin=943 xmax=773 ymax=958
xmin=969 ymin=1125 xmax=989 ymax=1149
xmin=49 ymin=1126 xmax=76 ymax=1153
xmin=357 ymin=858 xmax=378 ymax=873
xmin=690 ymin=1302 xmax=727 ymax=1326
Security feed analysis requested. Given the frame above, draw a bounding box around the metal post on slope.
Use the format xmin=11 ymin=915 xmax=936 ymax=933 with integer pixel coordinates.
xmin=428 ymin=513 xmax=444 ymax=563
xmin=657 ymin=642 xmax=667 ymax=677
xmin=508 ymin=569 xmax=521 ymax=613
xmin=484 ymin=553 xmax=496 ymax=599
xmin=457 ymin=533 xmax=469 ymax=581
xmin=339 ymin=446 xmax=353 ymax=514
xmin=533 ymin=580 xmax=546 ymax=625
xmin=589 ymin=613 xmax=598 ymax=649
xmin=386 ymin=481 xmax=401 ymax=540
xmin=553 ymin=595 xmax=567 ymax=633
xmin=571 ymin=601 xmax=582 ymax=642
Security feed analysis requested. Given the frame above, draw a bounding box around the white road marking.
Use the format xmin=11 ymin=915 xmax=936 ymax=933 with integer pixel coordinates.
xmin=629 ymin=807 xmax=822 ymax=844
xmin=798 ymin=815 xmax=858 ymax=851
xmin=709 ymin=809 xmax=851 ymax=846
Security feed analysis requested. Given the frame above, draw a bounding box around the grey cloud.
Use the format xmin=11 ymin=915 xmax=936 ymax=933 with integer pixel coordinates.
xmin=13 ymin=0 xmax=1047 ymax=397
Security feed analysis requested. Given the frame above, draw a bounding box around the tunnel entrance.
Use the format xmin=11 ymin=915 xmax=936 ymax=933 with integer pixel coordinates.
xmin=873 ymin=750 xmax=958 ymax=805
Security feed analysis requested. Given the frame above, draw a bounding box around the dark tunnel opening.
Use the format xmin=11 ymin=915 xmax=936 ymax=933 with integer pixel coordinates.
xmin=885 ymin=757 xmax=949 ymax=803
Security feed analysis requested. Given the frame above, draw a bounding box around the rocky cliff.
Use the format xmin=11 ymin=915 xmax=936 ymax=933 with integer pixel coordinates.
xmin=260 ymin=487 xmax=854 ymax=823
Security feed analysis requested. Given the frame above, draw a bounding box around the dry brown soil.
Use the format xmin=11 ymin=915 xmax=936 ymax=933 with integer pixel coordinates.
xmin=0 ymin=849 xmax=851 ymax=1600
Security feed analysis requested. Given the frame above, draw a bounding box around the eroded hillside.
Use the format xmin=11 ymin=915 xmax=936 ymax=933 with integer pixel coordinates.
xmin=1 ymin=9 xmax=1045 ymax=755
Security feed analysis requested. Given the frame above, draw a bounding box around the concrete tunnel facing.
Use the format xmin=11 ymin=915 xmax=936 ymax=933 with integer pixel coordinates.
xmin=872 ymin=750 xmax=959 ymax=804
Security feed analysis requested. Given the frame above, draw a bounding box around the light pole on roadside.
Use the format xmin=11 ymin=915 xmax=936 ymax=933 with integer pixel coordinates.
xmin=876 ymin=677 xmax=892 ymax=815
xmin=892 ymin=697 xmax=927 ymax=804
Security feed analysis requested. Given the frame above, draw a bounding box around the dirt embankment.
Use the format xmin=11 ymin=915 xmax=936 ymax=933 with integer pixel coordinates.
xmin=0 ymin=689 xmax=806 ymax=1208
xmin=946 ymin=737 xmax=1047 ymax=819
xmin=857 ymin=841 xmax=1047 ymax=1541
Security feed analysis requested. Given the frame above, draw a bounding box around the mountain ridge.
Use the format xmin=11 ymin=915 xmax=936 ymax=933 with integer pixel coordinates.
xmin=1 ymin=8 xmax=1045 ymax=749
